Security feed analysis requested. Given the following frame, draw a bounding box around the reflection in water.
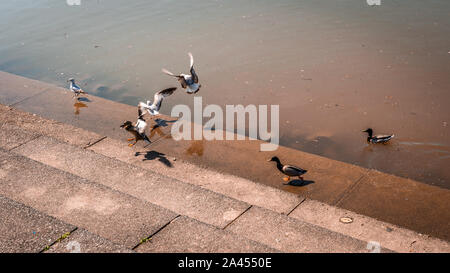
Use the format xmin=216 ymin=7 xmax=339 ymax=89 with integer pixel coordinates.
xmin=186 ymin=141 xmax=204 ymax=157
xmin=73 ymin=101 xmax=87 ymax=115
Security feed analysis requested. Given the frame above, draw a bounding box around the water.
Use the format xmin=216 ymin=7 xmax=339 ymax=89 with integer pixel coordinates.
xmin=1 ymin=0 xmax=449 ymax=188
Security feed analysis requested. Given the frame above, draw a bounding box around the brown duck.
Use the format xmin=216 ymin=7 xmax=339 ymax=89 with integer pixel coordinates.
xmin=120 ymin=115 xmax=151 ymax=147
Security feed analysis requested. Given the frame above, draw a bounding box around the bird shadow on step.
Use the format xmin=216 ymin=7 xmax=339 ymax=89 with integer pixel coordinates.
xmin=283 ymin=179 xmax=315 ymax=187
xmin=135 ymin=151 xmax=173 ymax=167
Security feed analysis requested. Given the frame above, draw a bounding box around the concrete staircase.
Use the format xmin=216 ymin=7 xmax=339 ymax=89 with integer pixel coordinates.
xmin=1 ymin=104 xmax=449 ymax=253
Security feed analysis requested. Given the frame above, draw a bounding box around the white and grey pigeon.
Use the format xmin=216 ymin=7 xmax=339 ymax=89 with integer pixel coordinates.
xmin=162 ymin=52 xmax=201 ymax=94
xmin=67 ymin=78 xmax=87 ymax=98
xmin=138 ymin=87 xmax=177 ymax=117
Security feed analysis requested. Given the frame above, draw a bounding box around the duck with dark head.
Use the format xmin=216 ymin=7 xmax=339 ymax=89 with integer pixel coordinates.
xmin=268 ymin=156 xmax=307 ymax=183
xmin=120 ymin=114 xmax=151 ymax=147
xmin=362 ymin=128 xmax=394 ymax=144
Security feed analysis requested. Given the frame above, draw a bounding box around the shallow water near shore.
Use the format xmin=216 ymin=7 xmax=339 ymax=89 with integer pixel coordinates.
xmin=0 ymin=0 xmax=449 ymax=188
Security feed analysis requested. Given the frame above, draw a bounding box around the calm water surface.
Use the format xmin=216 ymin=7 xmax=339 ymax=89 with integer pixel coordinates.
xmin=1 ymin=0 xmax=449 ymax=188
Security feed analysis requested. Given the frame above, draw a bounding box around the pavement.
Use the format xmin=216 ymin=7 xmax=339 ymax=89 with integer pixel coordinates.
xmin=0 ymin=70 xmax=449 ymax=252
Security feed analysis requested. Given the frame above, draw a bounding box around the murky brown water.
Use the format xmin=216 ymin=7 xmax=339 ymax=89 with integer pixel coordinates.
xmin=1 ymin=0 xmax=449 ymax=188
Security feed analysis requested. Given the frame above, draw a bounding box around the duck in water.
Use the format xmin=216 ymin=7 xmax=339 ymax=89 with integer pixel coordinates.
xmin=362 ymin=128 xmax=394 ymax=144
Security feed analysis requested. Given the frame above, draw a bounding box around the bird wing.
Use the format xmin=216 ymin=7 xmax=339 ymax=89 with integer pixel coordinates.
xmin=162 ymin=68 xmax=178 ymax=77
xmin=162 ymin=68 xmax=187 ymax=88
xmin=282 ymin=165 xmax=307 ymax=176
xmin=135 ymin=118 xmax=147 ymax=135
xmin=151 ymin=87 xmax=177 ymax=111
xmin=190 ymin=67 xmax=199 ymax=83
xmin=373 ymin=134 xmax=394 ymax=142
xmin=73 ymin=82 xmax=87 ymax=94
xmin=138 ymin=102 xmax=147 ymax=117
xmin=188 ymin=52 xmax=194 ymax=69
xmin=375 ymin=134 xmax=394 ymax=139
xmin=71 ymin=83 xmax=82 ymax=92
xmin=188 ymin=53 xmax=198 ymax=83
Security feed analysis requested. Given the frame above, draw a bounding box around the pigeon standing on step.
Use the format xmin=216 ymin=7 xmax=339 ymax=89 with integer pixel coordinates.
xmin=162 ymin=53 xmax=201 ymax=94
xmin=67 ymin=78 xmax=87 ymax=99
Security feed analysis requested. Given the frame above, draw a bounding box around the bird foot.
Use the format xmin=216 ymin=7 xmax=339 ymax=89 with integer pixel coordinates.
xmin=127 ymin=138 xmax=135 ymax=141
xmin=283 ymin=177 xmax=290 ymax=182
xmin=128 ymin=143 xmax=135 ymax=147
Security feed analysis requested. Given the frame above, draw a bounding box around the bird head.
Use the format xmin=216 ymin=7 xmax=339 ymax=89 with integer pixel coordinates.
xmin=67 ymin=78 xmax=75 ymax=83
xmin=120 ymin=121 xmax=132 ymax=128
xmin=267 ymin=156 xmax=280 ymax=163
xmin=362 ymin=128 xmax=373 ymax=135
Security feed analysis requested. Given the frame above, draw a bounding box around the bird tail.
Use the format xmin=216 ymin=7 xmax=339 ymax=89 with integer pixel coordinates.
xmin=162 ymin=68 xmax=177 ymax=77
xmin=143 ymin=134 xmax=151 ymax=144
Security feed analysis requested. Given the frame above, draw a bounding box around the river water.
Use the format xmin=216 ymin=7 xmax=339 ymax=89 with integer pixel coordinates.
xmin=1 ymin=0 xmax=449 ymax=188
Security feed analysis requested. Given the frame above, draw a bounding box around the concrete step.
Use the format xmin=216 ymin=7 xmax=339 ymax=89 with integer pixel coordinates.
xmin=44 ymin=228 xmax=134 ymax=253
xmin=88 ymin=136 xmax=304 ymax=215
xmin=0 ymin=194 xmax=74 ymax=253
xmin=13 ymin=135 xmax=251 ymax=229
xmin=135 ymin=216 xmax=278 ymax=253
xmin=225 ymin=205 xmax=391 ymax=253
xmin=289 ymin=199 xmax=450 ymax=253
xmin=0 ymin=148 xmax=178 ymax=249
xmin=0 ymin=148 xmax=278 ymax=252
xmin=0 ymin=194 xmax=130 ymax=253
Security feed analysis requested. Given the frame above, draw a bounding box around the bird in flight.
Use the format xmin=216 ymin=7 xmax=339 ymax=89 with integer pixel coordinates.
xmin=162 ymin=52 xmax=201 ymax=94
xmin=138 ymin=87 xmax=177 ymax=117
